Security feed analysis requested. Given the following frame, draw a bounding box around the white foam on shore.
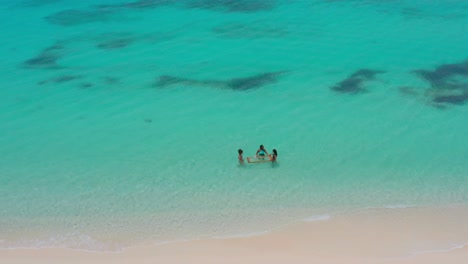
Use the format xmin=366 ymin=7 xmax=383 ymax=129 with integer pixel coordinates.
xmin=0 ymin=214 xmax=327 ymax=252
xmin=360 ymin=204 xmax=420 ymax=211
xmin=301 ymin=214 xmax=331 ymax=222
xmin=213 ymin=230 xmax=270 ymax=239
xmin=384 ymin=242 xmax=468 ymax=261
xmin=0 ymin=233 xmax=124 ymax=253
xmin=153 ymin=214 xmax=334 ymax=246
xmin=151 ymin=231 xmax=271 ymax=247
xmin=407 ymin=243 xmax=468 ymax=257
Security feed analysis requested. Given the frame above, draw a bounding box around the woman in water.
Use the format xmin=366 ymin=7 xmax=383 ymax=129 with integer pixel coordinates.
xmin=238 ymin=149 xmax=244 ymax=164
xmin=271 ymin=149 xmax=278 ymax=162
xmin=256 ymin=145 xmax=269 ymax=157
xmin=270 ymin=149 xmax=278 ymax=167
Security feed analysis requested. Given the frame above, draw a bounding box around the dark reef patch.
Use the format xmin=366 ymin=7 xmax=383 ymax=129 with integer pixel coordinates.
xmin=349 ymin=69 xmax=385 ymax=80
xmin=226 ymin=71 xmax=288 ymax=90
xmin=400 ymin=7 xmax=425 ymax=19
xmin=154 ymin=75 xmax=186 ymax=87
xmin=154 ymin=71 xmax=288 ymax=91
xmin=212 ymin=22 xmax=288 ymax=39
xmin=44 ymin=0 xmax=266 ymax=27
xmin=400 ymin=60 xmax=468 ymax=108
xmin=44 ymin=9 xmax=117 ymax=26
xmin=27 ymin=0 xmax=278 ymax=14
xmin=22 ymin=43 xmax=66 ymax=69
xmin=79 ymin=83 xmax=94 ymax=89
xmin=37 ymin=75 xmax=82 ymax=85
xmin=323 ymin=0 xmax=467 ymax=20
xmin=427 ymin=85 xmax=468 ymax=106
xmin=426 ymin=85 xmax=468 ymax=106
xmin=186 ymin=0 xmax=276 ymax=13
xmin=331 ymin=69 xmax=385 ymax=94
xmin=398 ymin=86 xmax=421 ymax=97
xmin=102 ymin=77 xmax=121 ymax=85
xmin=92 ymin=32 xmax=175 ymax=50
xmin=45 ymin=1 xmax=176 ymax=26
xmin=412 ymin=60 xmax=468 ymax=87
xmin=95 ymin=0 xmax=174 ymax=10
xmin=96 ymin=38 xmax=134 ymax=50
xmin=411 ymin=60 xmax=468 ymax=107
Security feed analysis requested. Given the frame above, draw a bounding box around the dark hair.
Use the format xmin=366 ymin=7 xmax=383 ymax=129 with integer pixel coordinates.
xmin=238 ymin=149 xmax=243 ymax=154
xmin=260 ymin=145 xmax=264 ymax=149
xmin=272 ymin=149 xmax=278 ymax=156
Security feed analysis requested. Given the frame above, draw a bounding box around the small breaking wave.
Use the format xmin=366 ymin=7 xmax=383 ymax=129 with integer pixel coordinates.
xmin=301 ymin=214 xmax=331 ymax=222
xmin=407 ymin=243 xmax=468 ymax=257
xmin=213 ymin=230 xmax=269 ymax=239
xmin=0 ymin=232 xmax=125 ymax=253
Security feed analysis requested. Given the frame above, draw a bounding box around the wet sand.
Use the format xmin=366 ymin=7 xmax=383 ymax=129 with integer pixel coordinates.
xmin=2 ymin=206 xmax=467 ymax=264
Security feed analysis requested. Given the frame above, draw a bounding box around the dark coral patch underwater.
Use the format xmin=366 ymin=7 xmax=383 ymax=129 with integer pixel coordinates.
xmin=154 ymin=71 xmax=288 ymax=91
xmin=412 ymin=60 xmax=468 ymax=107
xmin=96 ymin=38 xmax=135 ymax=50
xmin=22 ymin=43 xmax=66 ymax=69
xmin=212 ymin=22 xmax=288 ymax=39
xmin=92 ymin=32 xmax=175 ymax=50
xmin=185 ymin=0 xmax=277 ymax=13
xmin=44 ymin=9 xmax=118 ymax=26
xmin=79 ymin=83 xmax=94 ymax=89
xmin=95 ymin=0 xmax=174 ymax=10
xmin=331 ymin=69 xmax=385 ymax=94
xmin=44 ymin=0 xmax=276 ymax=28
xmin=37 ymin=75 xmax=83 ymax=85
xmin=412 ymin=60 xmax=468 ymax=87
xmin=227 ymin=71 xmax=288 ymax=90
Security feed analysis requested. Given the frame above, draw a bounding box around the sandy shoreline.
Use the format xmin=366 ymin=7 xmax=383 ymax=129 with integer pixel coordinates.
xmin=2 ymin=206 xmax=468 ymax=264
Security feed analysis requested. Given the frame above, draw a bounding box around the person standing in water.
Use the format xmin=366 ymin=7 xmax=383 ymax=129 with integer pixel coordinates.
xmin=271 ymin=149 xmax=278 ymax=167
xmin=238 ymin=149 xmax=244 ymax=164
xmin=271 ymin=149 xmax=278 ymax=162
xmin=256 ymin=145 xmax=269 ymax=157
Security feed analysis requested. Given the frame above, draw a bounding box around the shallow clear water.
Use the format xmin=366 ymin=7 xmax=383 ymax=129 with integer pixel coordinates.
xmin=0 ymin=0 xmax=467 ymax=251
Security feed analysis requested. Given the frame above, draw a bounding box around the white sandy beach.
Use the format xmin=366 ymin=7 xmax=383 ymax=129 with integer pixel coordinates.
xmin=2 ymin=206 xmax=467 ymax=264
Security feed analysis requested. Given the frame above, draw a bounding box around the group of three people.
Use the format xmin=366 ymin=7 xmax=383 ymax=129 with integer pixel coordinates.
xmin=238 ymin=145 xmax=277 ymax=165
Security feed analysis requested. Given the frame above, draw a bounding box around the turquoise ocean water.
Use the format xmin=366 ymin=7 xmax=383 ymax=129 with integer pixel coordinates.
xmin=0 ymin=0 xmax=467 ymax=252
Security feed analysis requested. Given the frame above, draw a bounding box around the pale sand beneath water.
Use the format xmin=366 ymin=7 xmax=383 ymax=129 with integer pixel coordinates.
xmin=2 ymin=206 xmax=468 ymax=264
